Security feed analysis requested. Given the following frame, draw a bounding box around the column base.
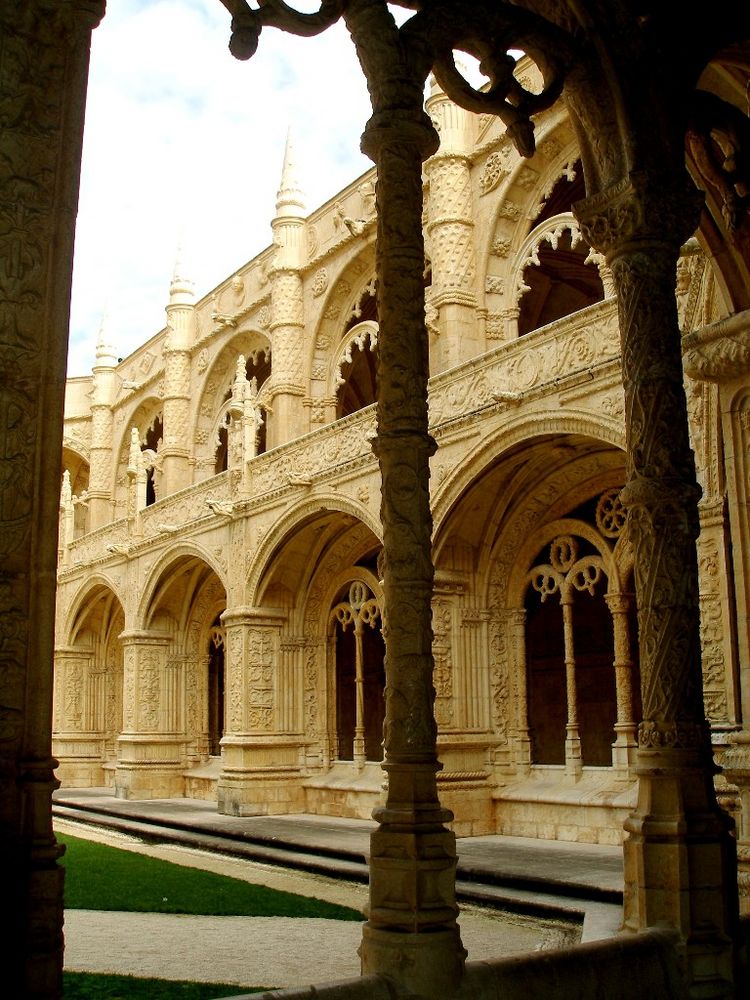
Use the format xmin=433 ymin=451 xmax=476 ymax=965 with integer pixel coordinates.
xmin=114 ymin=735 xmax=186 ymax=799
xmin=360 ymin=924 xmax=466 ymax=999
xmin=217 ymin=736 xmax=306 ymax=816
xmin=53 ymin=733 xmax=106 ymax=787
xmin=623 ymin=747 xmax=739 ymax=997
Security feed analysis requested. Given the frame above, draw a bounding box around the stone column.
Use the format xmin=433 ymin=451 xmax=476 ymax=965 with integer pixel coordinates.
xmin=217 ymin=607 xmax=305 ymax=816
xmin=0 ymin=3 xmax=105 ymax=995
xmin=577 ymin=174 xmax=738 ymax=992
xmin=501 ymin=608 xmax=531 ymax=771
xmin=115 ymin=631 xmax=185 ymax=799
xmin=161 ymin=261 xmax=195 ymax=496
xmin=424 ymin=76 xmax=478 ymax=371
xmin=561 ymin=594 xmax=583 ymax=779
xmin=87 ymin=326 xmax=118 ymax=530
xmin=345 ymin=6 xmax=465 ymax=992
xmin=606 ymin=592 xmax=638 ymax=771
xmin=267 ymin=135 xmax=306 ymax=448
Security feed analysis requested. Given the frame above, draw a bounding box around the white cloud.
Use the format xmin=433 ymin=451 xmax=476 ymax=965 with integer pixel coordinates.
xmin=69 ymin=0 xmax=372 ymax=374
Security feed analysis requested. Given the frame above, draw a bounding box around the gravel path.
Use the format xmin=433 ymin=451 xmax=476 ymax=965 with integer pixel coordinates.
xmin=57 ymin=819 xmax=569 ymax=989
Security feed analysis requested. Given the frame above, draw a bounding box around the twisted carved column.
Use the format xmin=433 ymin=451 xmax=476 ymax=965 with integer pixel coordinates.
xmin=577 ymin=173 xmax=738 ymax=990
xmin=358 ymin=109 xmax=466 ymax=995
xmin=337 ymin=3 xmax=465 ymax=991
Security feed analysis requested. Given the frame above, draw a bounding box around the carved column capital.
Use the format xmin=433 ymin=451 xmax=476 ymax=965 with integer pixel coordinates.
xmin=574 ymin=171 xmax=703 ymax=259
xmin=361 ymin=110 xmax=439 ymax=166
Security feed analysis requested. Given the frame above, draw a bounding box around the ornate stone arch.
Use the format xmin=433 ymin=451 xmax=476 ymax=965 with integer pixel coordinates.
xmin=298 ymin=523 xmax=382 ymax=760
xmin=308 ymin=244 xmax=377 ymax=414
xmin=61 ymin=440 xmax=91 ymax=538
xmin=246 ymin=494 xmax=382 ymax=608
xmin=62 ymin=435 xmax=90 ymax=463
xmin=193 ymin=329 xmax=272 ymax=479
xmin=54 ymin=577 xmax=127 ymax=783
xmin=432 ymin=408 xmax=626 ymax=540
xmin=136 ymin=542 xmax=228 ymax=630
xmin=479 ymin=112 xmax=584 ymax=341
xmin=63 ymin=573 xmax=127 ymax=644
xmin=112 ymin=395 xmax=163 ymax=515
xmin=329 ymin=319 xmax=379 ymax=417
xmin=508 ymin=212 xmax=607 ymax=333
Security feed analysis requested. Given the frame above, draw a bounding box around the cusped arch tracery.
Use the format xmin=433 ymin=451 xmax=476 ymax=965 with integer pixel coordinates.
xmin=510 ymin=212 xmax=606 ymax=335
xmin=331 ymin=319 xmax=379 ymax=418
xmin=480 ymin=115 xmax=594 ymax=342
xmin=112 ymin=396 xmax=164 ymax=516
xmin=193 ymin=330 xmax=271 ymax=480
xmin=309 ymin=246 xmax=377 ymax=402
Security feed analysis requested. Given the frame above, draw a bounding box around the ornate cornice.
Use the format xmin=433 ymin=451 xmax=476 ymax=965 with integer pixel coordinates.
xmin=682 ymin=308 xmax=750 ymax=381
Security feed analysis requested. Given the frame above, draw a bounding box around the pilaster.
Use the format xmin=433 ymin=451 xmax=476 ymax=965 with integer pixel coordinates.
xmin=51 ymin=646 xmax=105 ymax=786
xmin=115 ymin=631 xmax=186 ymax=799
xmin=217 ymin=607 xmax=305 ymax=816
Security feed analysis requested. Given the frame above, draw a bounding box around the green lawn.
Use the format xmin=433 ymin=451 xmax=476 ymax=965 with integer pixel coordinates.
xmin=63 ymin=971 xmax=268 ymax=999
xmin=59 ymin=834 xmax=362 ymax=920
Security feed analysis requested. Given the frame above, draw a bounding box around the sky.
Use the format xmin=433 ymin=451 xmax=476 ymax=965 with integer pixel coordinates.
xmin=68 ymin=0 xmax=374 ymax=376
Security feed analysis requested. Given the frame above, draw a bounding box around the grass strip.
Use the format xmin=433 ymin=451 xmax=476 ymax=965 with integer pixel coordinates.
xmin=63 ymin=971 xmax=271 ymax=999
xmin=59 ymin=834 xmax=362 ymax=920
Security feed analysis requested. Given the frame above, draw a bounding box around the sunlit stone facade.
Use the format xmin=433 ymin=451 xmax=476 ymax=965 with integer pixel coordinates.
xmin=55 ymin=75 xmax=746 ymax=852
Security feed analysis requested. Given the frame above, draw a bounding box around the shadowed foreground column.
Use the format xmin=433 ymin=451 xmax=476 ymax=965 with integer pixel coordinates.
xmin=578 ymin=174 xmax=739 ymax=998
xmin=0 ymin=2 xmax=105 ymax=996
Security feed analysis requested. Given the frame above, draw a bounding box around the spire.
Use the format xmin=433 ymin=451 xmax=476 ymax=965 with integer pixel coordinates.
xmin=169 ymin=238 xmax=194 ymax=305
xmin=94 ymin=308 xmax=117 ymax=369
xmin=275 ymin=127 xmax=305 ymax=218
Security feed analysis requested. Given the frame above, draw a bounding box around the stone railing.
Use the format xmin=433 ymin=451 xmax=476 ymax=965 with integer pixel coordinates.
xmin=428 ymin=297 xmax=620 ymax=429
xmin=64 ymin=298 xmax=620 ymax=563
xmin=139 ymin=471 xmax=233 ymax=538
xmin=66 ymin=517 xmax=129 ymax=566
xmin=246 ymin=406 xmax=377 ymax=504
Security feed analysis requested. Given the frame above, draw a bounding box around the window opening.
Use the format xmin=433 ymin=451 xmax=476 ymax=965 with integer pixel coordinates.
xmin=207 ymin=619 xmax=225 ymax=756
xmin=331 ymin=582 xmax=385 ymax=766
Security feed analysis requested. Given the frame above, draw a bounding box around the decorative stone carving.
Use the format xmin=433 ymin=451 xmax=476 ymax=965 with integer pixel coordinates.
xmin=311 ymin=267 xmax=328 ymax=297
xmin=479 ymin=144 xmax=514 ymax=195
